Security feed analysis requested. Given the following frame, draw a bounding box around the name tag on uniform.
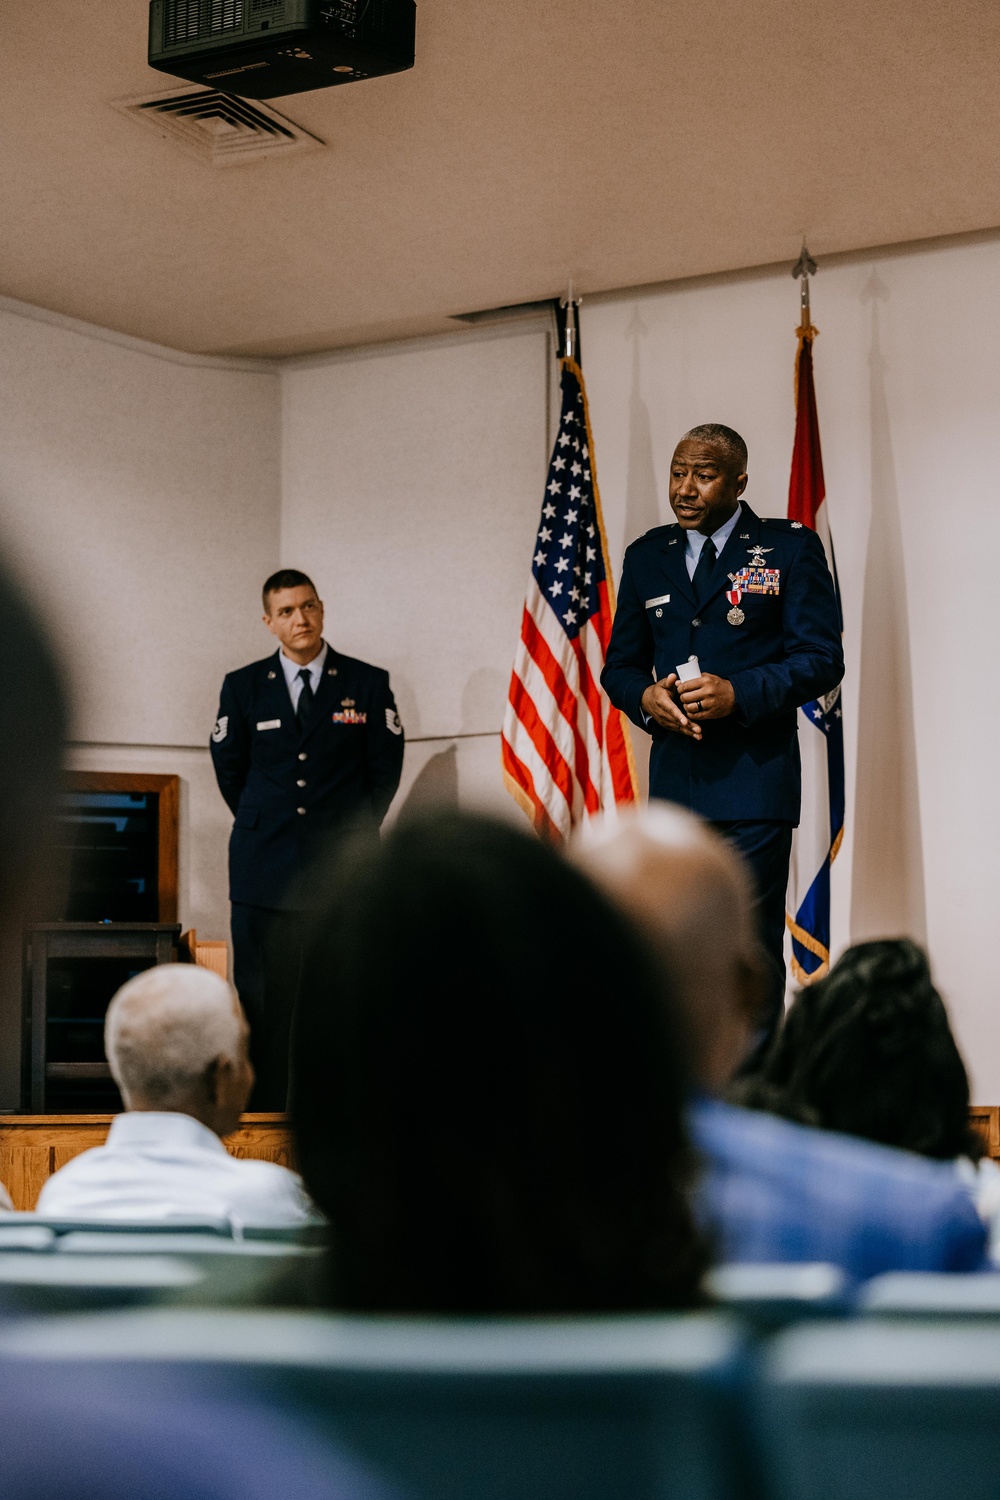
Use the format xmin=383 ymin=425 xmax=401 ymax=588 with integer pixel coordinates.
xmin=645 ymin=594 xmax=671 ymax=608
xmin=256 ymin=719 xmax=281 ymax=730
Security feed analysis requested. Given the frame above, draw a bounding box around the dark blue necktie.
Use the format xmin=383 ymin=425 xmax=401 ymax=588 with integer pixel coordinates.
xmin=692 ymin=537 xmax=717 ymax=597
xmin=296 ymin=668 xmax=315 ymax=731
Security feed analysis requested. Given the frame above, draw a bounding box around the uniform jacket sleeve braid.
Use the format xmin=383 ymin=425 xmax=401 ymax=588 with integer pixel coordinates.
xmin=366 ymin=673 xmax=405 ymax=824
xmin=727 ymin=526 xmax=845 ymax=727
xmin=601 ymin=546 xmax=656 ymax=728
xmin=210 ymin=674 xmax=251 ymax=815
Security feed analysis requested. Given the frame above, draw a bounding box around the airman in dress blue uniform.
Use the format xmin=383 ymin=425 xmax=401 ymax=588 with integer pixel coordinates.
xmin=211 ymin=568 xmax=404 ymax=1107
xmin=602 ymin=424 xmax=843 ymax=1035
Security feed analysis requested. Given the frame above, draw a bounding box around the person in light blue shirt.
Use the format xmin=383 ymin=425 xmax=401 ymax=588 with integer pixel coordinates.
xmin=575 ymin=805 xmax=987 ymax=1279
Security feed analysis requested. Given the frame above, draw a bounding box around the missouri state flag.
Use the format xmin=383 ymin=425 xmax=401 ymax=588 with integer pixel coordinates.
xmin=786 ymin=329 xmax=845 ymax=982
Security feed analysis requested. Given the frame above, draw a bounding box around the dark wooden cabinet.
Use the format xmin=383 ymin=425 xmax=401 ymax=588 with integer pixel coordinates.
xmin=24 ymin=924 xmax=181 ymax=1112
xmin=17 ymin=772 xmax=185 ymax=1113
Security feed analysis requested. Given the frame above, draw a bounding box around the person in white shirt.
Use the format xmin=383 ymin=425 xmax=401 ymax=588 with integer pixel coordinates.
xmin=37 ymin=964 xmax=314 ymax=1226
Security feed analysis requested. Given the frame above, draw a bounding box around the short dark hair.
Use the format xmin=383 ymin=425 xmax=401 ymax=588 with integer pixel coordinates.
xmin=262 ymin=569 xmax=316 ymax=610
xmin=681 ymin=423 xmax=748 ymax=474
xmin=735 ymin=939 xmax=980 ymax=1161
xmin=293 ymin=808 xmax=709 ymax=1314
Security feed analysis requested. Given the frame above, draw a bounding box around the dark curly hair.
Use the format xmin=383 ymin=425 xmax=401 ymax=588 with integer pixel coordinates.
xmin=733 ymin=939 xmax=980 ymax=1161
xmin=293 ymin=808 xmax=709 ymax=1314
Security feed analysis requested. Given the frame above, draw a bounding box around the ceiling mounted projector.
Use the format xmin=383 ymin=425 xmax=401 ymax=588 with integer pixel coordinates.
xmin=148 ymin=0 xmax=416 ymax=99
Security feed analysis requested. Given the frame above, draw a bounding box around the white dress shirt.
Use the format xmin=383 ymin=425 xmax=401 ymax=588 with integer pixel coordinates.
xmin=278 ymin=641 xmax=329 ymax=714
xmin=36 ymin=1112 xmax=316 ymax=1226
xmin=685 ymin=503 xmax=743 ymax=579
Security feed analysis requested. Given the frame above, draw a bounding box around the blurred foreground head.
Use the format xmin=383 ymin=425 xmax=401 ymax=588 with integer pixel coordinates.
xmin=573 ymin=803 xmax=769 ymax=1091
xmin=293 ymin=808 xmax=708 ymax=1314
xmin=0 ymin=560 xmax=67 ymax=933
xmin=739 ymin=938 xmax=979 ymax=1160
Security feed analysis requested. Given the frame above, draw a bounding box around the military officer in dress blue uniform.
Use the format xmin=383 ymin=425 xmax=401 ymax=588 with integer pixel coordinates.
xmin=602 ymin=424 xmax=844 ymax=1036
xmin=210 ymin=568 xmax=404 ymax=1108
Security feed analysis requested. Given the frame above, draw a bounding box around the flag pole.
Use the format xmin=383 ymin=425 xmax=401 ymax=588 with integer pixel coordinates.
xmin=791 ymin=241 xmax=818 ymax=378
xmin=785 ymin=239 xmax=845 ymax=984
xmin=560 ymin=281 xmax=579 ymax=361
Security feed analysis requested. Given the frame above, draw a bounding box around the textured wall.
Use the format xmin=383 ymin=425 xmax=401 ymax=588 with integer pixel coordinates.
xmin=8 ymin=229 xmax=1000 ymax=1106
xmin=280 ymin=323 xmax=552 ymax=823
xmin=0 ymin=306 xmax=281 ymax=1103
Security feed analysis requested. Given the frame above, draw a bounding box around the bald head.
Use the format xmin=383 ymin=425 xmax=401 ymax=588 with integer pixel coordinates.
xmin=574 ymin=805 xmax=767 ymax=1090
xmin=105 ymin=965 xmax=253 ymax=1136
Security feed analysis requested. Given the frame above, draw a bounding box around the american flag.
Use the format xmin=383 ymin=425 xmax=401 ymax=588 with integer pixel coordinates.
xmin=502 ymin=357 xmax=637 ymax=839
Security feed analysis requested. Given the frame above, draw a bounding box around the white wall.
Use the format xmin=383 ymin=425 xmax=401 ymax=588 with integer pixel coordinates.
xmin=579 ymin=238 xmax=1000 ymax=1102
xmin=280 ymin=322 xmax=553 ymax=822
xmin=9 ymin=232 xmax=1000 ymax=1105
xmin=0 ymin=301 xmax=281 ymax=965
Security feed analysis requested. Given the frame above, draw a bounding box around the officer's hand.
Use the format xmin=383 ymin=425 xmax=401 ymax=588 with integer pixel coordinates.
xmin=641 ymin=676 xmax=703 ymax=740
xmin=677 ymin=673 xmax=736 ymax=721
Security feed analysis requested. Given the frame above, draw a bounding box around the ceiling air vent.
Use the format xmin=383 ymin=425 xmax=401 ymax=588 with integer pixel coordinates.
xmin=113 ymin=85 xmax=324 ymax=167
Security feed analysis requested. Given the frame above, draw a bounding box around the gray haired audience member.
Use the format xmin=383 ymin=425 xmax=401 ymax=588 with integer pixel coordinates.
xmin=575 ymin=803 xmax=988 ymax=1278
xmin=37 ymin=964 xmax=313 ymax=1224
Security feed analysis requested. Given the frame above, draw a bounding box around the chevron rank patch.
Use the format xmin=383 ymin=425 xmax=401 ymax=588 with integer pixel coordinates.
xmin=386 ymin=708 xmax=402 ymax=735
xmin=211 ymin=715 xmax=228 ymax=743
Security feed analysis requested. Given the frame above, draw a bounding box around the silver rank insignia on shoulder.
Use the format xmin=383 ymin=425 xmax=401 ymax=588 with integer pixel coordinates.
xmin=791 ymin=521 xmax=803 ymax=528
xmin=267 ymin=671 xmax=276 ymax=680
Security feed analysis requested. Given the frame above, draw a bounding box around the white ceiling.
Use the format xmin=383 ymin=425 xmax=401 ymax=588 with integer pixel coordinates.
xmin=4 ymin=0 xmax=1000 ymax=357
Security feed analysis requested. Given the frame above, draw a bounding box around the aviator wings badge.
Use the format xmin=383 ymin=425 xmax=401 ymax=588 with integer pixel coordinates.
xmin=747 ymin=544 xmax=774 ymax=567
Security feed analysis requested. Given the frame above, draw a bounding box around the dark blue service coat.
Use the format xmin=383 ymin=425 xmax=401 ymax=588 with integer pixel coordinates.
xmin=210 ymin=648 xmax=404 ymax=910
xmin=602 ymin=504 xmax=844 ymax=823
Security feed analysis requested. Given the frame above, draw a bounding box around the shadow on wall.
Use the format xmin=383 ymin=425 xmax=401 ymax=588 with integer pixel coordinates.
xmin=398 ymin=742 xmax=459 ymax=817
xmin=461 ymin=667 xmax=506 ymax=736
xmin=391 ymin=674 xmax=420 ymax=739
xmin=850 ymin=270 xmax=927 ymax=943
xmin=616 ymin=314 xmax=658 ymax=803
xmin=624 ymin=311 xmax=663 ymax=546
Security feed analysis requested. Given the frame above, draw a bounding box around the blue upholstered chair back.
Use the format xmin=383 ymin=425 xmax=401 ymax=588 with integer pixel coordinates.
xmin=0 ymin=1308 xmax=752 ymax=1500
xmin=756 ymin=1318 xmax=1000 ymax=1500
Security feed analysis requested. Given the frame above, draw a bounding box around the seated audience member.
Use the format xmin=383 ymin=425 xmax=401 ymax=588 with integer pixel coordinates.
xmin=293 ymin=808 xmax=709 ymax=1312
xmin=736 ymin=937 xmax=1000 ymax=1253
xmin=574 ymin=804 xmax=987 ymax=1278
xmin=38 ymin=965 xmax=313 ymax=1224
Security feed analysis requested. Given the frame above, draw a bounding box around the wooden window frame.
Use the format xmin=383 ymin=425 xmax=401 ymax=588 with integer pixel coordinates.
xmin=63 ymin=772 xmax=180 ymax=924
